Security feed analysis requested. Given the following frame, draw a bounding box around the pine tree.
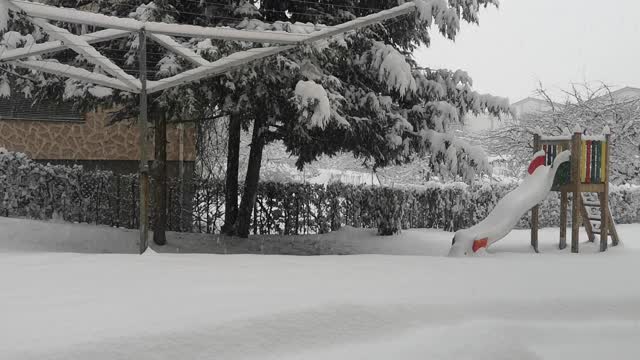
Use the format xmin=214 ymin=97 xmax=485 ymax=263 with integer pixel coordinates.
xmin=216 ymin=0 xmax=510 ymax=237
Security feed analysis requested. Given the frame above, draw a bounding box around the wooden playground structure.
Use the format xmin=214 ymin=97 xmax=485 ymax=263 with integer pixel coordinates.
xmin=531 ymin=128 xmax=619 ymax=253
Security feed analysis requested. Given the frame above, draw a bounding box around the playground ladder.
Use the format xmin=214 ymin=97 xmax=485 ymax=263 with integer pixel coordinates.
xmin=580 ymin=193 xmax=620 ymax=246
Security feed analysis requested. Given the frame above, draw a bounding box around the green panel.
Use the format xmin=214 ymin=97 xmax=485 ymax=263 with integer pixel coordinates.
xmin=596 ymin=141 xmax=601 ymax=182
xmin=552 ymin=161 xmax=572 ymax=190
xmin=590 ymin=141 xmax=596 ymax=182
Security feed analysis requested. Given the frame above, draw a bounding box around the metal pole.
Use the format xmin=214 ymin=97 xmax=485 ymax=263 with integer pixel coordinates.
xmin=138 ymin=29 xmax=149 ymax=254
xmin=178 ymin=123 xmax=184 ymax=232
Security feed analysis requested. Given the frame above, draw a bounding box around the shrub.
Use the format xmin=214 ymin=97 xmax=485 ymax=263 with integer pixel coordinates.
xmin=1 ymin=149 xmax=638 ymax=235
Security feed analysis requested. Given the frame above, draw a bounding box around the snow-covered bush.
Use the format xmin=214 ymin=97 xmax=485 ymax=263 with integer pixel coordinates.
xmin=0 ymin=149 xmax=189 ymax=230
xmin=1 ymin=149 xmax=638 ymax=235
xmin=248 ymin=180 xmax=640 ymax=235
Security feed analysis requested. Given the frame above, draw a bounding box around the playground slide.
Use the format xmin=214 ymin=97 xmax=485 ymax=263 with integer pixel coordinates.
xmin=448 ymin=150 xmax=571 ymax=257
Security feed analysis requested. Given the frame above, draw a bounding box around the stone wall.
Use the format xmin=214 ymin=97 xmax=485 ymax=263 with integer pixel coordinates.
xmin=0 ymin=110 xmax=196 ymax=161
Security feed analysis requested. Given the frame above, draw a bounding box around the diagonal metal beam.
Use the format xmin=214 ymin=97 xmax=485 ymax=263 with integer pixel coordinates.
xmin=146 ymin=45 xmax=294 ymax=94
xmin=143 ymin=22 xmax=307 ymax=44
xmin=9 ymin=0 xmax=419 ymax=46
xmin=29 ymin=18 xmax=140 ymax=91
xmin=0 ymin=29 xmax=132 ymax=62
xmin=3 ymin=0 xmax=421 ymax=94
xmin=8 ymin=0 xmax=143 ymax=32
xmin=11 ymin=60 xmax=136 ymax=93
xmin=9 ymin=0 xmax=308 ymax=44
xmin=302 ymin=2 xmax=417 ymax=43
xmin=147 ymin=33 xmax=211 ymax=67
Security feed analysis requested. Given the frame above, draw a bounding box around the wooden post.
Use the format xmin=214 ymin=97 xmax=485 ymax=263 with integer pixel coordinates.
xmin=600 ymin=133 xmax=610 ymax=251
xmin=531 ymin=133 xmax=540 ymax=253
xmin=138 ymin=29 xmax=149 ymax=254
xmin=571 ymin=131 xmax=582 ymax=253
xmin=560 ymin=190 xmax=568 ymax=249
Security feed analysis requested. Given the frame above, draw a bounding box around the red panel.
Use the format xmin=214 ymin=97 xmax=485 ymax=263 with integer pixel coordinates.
xmin=528 ymin=154 xmax=546 ymax=175
xmin=473 ymin=238 xmax=488 ymax=253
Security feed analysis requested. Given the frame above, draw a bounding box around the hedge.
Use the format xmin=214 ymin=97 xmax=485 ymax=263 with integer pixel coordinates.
xmin=1 ymin=149 xmax=639 ymax=235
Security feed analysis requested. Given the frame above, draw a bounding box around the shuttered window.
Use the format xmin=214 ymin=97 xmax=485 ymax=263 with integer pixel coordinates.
xmin=0 ymin=93 xmax=84 ymax=122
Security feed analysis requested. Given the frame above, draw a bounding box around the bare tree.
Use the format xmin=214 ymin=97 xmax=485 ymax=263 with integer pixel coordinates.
xmin=479 ymin=83 xmax=640 ymax=184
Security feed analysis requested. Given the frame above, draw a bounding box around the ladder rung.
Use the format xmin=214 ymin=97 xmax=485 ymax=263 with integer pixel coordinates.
xmin=579 ymin=193 xmax=619 ymax=244
xmin=592 ymin=230 xmax=615 ymax=238
xmin=585 ymin=207 xmax=601 ymax=217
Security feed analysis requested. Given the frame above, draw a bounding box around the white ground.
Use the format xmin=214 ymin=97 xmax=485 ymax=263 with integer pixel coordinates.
xmin=1 ymin=217 xmax=639 ymax=359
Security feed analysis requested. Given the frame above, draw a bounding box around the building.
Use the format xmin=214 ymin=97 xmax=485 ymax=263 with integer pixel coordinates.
xmin=0 ymin=93 xmax=196 ymax=177
xmin=510 ymin=97 xmax=562 ymax=119
xmin=594 ymin=86 xmax=640 ymax=102
xmin=510 ymin=86 xmax=640 ymax=119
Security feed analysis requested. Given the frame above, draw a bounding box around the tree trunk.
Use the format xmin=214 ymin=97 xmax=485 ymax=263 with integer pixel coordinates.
xmin=236 ymin=119 xmax=265 ymax=238
xmin=221 ymin=113 xmax=241 ymax=235
xmin=153 ymin=110 xmax=167 ymax=246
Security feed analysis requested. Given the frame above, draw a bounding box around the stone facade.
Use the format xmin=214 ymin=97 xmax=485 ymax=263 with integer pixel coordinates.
xmin=0 ymin=110 xmax=196 ymax=162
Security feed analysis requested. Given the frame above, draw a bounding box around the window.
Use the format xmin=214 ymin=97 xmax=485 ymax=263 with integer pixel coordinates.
xmin=0 ymin=92 xmax=84 ymax=122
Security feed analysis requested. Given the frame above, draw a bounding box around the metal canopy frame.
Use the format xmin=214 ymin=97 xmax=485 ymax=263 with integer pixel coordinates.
xmin=0 ymin=0 xmax=419 ymax=252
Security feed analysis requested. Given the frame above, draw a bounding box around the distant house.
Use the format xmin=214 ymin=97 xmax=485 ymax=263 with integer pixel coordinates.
xmin=510 ymin=87 xmax=640 ymax=119
xmin=0 ymin=93 xmax=196 ymax=177
xmin=260 ymin=161 xmax=381 ymax=186
xmin=463 ymin=97 xmax=557 ymax=132
xmin=593 ymin=86 xmax=640 ymax=102
xmin=510 ymin=97 xmax=562 ymax=119
xmin=307 ymin=168 xmax=381 ymax=186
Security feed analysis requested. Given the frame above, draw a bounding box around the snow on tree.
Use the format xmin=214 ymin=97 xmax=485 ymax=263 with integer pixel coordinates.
xmin=359 ymin=41 xmax=417 ymax=97
xmin=293 ymin=80 xmax=332 ymax=130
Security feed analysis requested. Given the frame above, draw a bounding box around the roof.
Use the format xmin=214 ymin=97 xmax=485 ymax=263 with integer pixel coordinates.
xmin=602 ymin=86 xmax=640 ymax=100
xmin=511 ymin=97 xmax=562 ymax=108
xmin=510 ymin=97 xmax=562 ymax=117
xmin=511 ymin=87 xmax=640 ymax=115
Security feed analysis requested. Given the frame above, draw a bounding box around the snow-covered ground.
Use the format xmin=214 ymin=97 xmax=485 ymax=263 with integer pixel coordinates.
xmin=1 ymin=217 xmax=639 ymax=359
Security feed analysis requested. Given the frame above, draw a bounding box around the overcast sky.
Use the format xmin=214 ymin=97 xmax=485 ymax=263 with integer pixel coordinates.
xmin=414 ymin=0 xmax=640 ymax=104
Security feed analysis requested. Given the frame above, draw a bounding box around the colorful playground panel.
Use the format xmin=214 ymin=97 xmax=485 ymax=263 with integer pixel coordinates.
xmin=541 ymin=138 xmax=607 ymax=187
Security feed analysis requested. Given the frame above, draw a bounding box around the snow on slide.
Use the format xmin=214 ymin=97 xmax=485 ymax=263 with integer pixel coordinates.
xmin=449 ymin=150 xmax=571 ymax=256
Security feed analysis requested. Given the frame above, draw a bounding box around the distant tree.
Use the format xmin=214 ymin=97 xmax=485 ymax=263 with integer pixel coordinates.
xmin=480 ymin=83 xmax=640 ymax=184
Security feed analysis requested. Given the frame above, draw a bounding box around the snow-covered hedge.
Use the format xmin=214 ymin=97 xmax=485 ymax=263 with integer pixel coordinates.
xmin=249 ymin=180 xmax=640 ymax=235
xmin=0 ymin=149 xmax=187 ymax=230
xmin=1 ymin=149 xmax=639 ymax=235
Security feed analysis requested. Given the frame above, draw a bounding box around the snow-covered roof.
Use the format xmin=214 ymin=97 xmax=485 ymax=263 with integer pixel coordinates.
xmin=594 ymin=86 xmax=640 ymax=101
xmin=510 ymin=97 xmax=561 ymax=117
xmin=7 ymin=0 xmax=418 ymax=44
xmin=2 ymin=0 xmax=422 ymax=94
xmin=9 ymin=0 xmax=306 ymax=44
